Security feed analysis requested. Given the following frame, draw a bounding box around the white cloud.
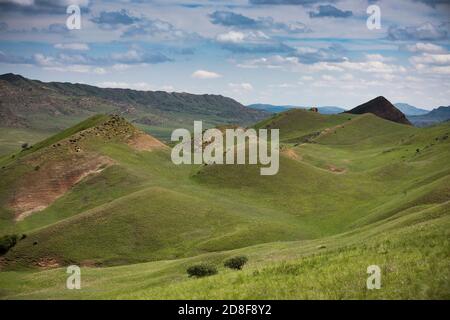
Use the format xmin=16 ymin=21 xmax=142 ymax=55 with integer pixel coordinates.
xmin=410 ymin=53 xmax=450 ymax=66
xmin=54 ymin=43 xmax=90 ymax=51
xmin=216 ymin=31 xmax=245 ymax=43
xmin=191 ymin=69 xmax=222 ymax=79
xmin=111 ymin=50 xmax=142 ymax=63
xmin=216 ymin=31 xmax=270 ymax=44
xmin=405 ymin=42 xmax=446 ymax=54
xmin=93 ymin=67 xmax=106 ymax=75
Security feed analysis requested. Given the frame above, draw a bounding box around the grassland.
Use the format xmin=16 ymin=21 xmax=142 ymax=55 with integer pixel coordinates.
xmin=0 ymin=110 xmax=449 ymax=299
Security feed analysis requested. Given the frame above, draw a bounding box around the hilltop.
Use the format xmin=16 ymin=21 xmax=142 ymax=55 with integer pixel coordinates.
xmin=0 ymin=115 xmax=166 ymax=222
xmin=346 ymin=96 xmax=411 ymax=125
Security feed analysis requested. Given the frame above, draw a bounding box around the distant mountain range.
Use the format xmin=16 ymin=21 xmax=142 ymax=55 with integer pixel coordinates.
xmin=247 ymin=104 xmax=346 ymax=114
xmin=0 ymin=73 xmax=269 ymax=140
xmin=249 ymin=100 xmax=449 ymax=127
xmin=394 ymin=103 xmax=429 ymax=116
xmin=407 ymin=106 xmax=450 ymax=127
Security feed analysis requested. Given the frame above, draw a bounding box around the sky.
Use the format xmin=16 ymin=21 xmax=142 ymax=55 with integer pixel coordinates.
xmin=0 ymin=0 xmax=449 ymax=110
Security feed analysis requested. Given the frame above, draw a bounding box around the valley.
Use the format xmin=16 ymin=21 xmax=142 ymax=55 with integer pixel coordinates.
xmin=0 ymin=101 xmax=449 ymax=299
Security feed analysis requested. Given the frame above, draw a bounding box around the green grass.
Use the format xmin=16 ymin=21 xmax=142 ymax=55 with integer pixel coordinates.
xmin=0 ymin=128 xmax=52 ymax=157
xmin=0 ymin=112 xmax=449 ymax=299
xmin=0 ymin=200 xmax=448 ymax=299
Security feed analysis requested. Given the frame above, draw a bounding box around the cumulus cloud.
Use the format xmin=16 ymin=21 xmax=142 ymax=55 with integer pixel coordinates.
xmin=309 ymin=5 xmax=352 ymax=18
xmin=215 ymin=30 xmax=293 ymax=54
xmin=404 ymin=42 xmax=446 ymax=54
xmin=31 ymin=53 xmax=105 ymax=74
xmin=121 ymin=19 xmax=198 ymax=40
xmin=91 ymin=9 xmax=141 ymax=28
xmin=238 ymin=53 xmax=406 ymax=76
xmin=209 ymin=10 xmax=310 ymax=34
xmin=294 ymin=44 xmax=347 ymax=64
xmin=410 ymin=52 xmax=450 ymax=74
xmin=54 ymin=43 xmax=90 ymax=51
xmin=191 ymin=70 xmax=222 ymax=79
xmin=249 ymin=0 xmax=336 ymax=4
xmin=210 ymin=11 xmax=259 ymax=28
xmin=97 ymin=81 xmax=174 ymax=91
xmin=410 ymin=53 xmax=450 ymax=66
xmin=110 ymin=49 xmax=172 ymax=64
xmin=0 ymin=0 xmax=90 ymax=14
xmin=388 ymin=22 xmax=448 ymax=41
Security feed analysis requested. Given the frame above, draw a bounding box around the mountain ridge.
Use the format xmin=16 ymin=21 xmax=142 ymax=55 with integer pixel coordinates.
xmin=0 ymin=73 xmax=269 ymax=139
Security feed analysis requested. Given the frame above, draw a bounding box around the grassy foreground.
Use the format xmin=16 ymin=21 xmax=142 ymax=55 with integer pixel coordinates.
xmin=0 ymin=110 xmax=449 ymax=299
xmin=0 ymin=199 xmax=448 ymax=299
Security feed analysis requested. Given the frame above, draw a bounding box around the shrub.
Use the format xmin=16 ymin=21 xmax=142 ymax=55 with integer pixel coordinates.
xmin=186 ymin=264 xmax=218 ymax=277
xmin=224 ymin=256 xmax=248 ymax=270
xmin=0 ymin=234 xmax=19 ymax=255
xmin=21 ymin=143 xmax=29 ymax=150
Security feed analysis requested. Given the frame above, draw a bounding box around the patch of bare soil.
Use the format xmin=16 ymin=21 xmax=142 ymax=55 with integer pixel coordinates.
xmin=10 ymin=154 xmax=115 ymax=221
xmin=327 ymin=164 xmax=346 ymax=174
xmin=282 ymin=148 xmax=302 ymax=161
xmin=34 ymin=257 xmax=61 ymax=269
xmin=127 ymin=132 xmax=167 ymax=151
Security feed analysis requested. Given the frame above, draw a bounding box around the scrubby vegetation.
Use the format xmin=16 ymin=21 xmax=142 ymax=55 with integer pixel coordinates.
xmin=224 ymin=256 xmax=248 ymax=270
xmin=0 ymin=234 xmax=18 ymax=255
xmin=187 ymin=264 xmax=218 ymax=278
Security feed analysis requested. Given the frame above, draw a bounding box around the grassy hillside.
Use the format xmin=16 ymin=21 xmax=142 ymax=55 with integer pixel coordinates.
xmin=0 ymin=110 xmax=449 ymax=299
xmin=254 ymin=109 xmax=355 ymax=143
xmin=0 ymin=199 xmax=448 ymax=299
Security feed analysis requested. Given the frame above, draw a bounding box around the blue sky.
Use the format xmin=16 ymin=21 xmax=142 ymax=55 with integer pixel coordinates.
xmin=0 ymin=0 xmax=449 ymax=109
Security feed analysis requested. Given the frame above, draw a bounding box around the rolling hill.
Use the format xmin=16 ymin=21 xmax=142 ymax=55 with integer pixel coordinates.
xmin=0 ymin=105 xmax=449 ymax=299
xmin=0 ymin=73 xmax=269 ymax=143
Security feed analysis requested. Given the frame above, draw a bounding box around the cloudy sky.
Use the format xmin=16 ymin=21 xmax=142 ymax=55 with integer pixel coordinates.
xmin=0 ymin=0 xmax=449 ymax=109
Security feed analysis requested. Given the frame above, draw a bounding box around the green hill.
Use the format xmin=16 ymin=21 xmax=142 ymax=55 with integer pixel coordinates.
xmin=0 ymin=110 xmax=449 ymax=299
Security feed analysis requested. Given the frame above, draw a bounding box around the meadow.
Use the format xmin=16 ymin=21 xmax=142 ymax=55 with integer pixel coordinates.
xmin=0 ymin=109 xmax=449 ymax=299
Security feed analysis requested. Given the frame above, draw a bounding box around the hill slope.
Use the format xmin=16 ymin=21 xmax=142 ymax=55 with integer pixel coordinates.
xmin=0 ymin=73 xmax=269 ymax=140
xmin=0 ymin=111 xmax=449 ymax=299
xmin=346 ymin=96 xmax=411 ymax=125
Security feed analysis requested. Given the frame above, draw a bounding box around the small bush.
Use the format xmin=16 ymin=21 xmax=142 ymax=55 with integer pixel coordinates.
xmin=21 ymin=143 xmax=29 ymax=150
xmin=0 ymin=234 xmax=19 ymax=255
xmin=224 ymin=256 xmax=248 ymax=270
xmin=186 ymin=264 xmax=218 ymax=277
